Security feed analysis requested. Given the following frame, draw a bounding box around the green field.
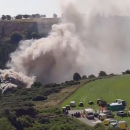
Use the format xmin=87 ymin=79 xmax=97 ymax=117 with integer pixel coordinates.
xmin=62 ymin=75 xmax=130 ymax=127
xmin=62 ymin=75 xmax=130 ymax=110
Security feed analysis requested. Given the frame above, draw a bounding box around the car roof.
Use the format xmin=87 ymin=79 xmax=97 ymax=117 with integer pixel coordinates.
xmin=118 ymin=111 xmax=124 ymax=112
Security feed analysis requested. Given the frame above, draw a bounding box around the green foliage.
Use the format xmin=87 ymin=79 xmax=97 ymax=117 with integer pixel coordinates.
xmin=17 ymin=115 xmax=33 ymax=128
xmin=88 ymin=74 xmax=96 ymax=79
xmin=73 ymin=73 xmax=81 ymax=81
xmin=32 ymin=95 xmax=47 ymax=101
xmin=106 ymin=126 xmax=120 ymax=130
xmin=0 ymin=117 xmax=16 ymax=130
xmin=94 ymin=123 xmax=105 ymax=130
xmin=62 ymin=75 xmax=130 ymax=111
xmin=122 ymin=70 xmax=130 ymax=74
xmin=10 ymin=31 xmax=23 ymax=44
xmin=82 ymin=75 xmax=87 ymax=79
xmin=0 ymin=43 xmax=18 ymax=69
xmin=99 ymin=71 xmax=107 ymax=77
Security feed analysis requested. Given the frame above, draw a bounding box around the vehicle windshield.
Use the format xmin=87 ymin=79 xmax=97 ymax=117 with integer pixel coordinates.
xmin=88 ymin=113 xmax=93 ymax=115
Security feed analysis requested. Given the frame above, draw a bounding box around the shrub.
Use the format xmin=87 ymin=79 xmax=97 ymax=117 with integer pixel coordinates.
xmin=82 ymin=75 xmax=87 ymax=79
xmin=99 ymin=71 xmax=107 ymax=77
xmin=88 ymin=74 xmax=96 ymax=79
xmin=14 ymin=107 xmax=37 ymax=117
xmin=73 ymin=73 xmax=81 ymax=81
xmin=17 ymin=115 xmax=33 ymax=128
xmin=19 ymin=90 xmax=28 ymax=95
xmin=32 ymin=96 xmax=47 ymax=101
xmin=0 ymin=117 xmax=16 ymax=130
xmin=38 ymin=117 xmax=50 ymax=124
xmin=10 ymin=31 xmax=23 ymax=44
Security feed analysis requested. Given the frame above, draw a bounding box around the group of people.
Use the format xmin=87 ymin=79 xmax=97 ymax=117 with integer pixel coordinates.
xmin=71 ymin=111 xmax=85 ymax=118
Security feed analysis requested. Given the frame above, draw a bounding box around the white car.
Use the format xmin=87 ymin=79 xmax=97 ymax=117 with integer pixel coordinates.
xmin=109 ymin=120 xmax=118 ymax=127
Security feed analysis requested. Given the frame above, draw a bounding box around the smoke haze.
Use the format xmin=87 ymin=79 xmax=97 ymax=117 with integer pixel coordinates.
xmin=1 ymin=0 xmax=130 ymax=91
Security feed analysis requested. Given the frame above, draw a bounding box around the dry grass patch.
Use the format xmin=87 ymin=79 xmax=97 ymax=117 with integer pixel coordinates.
xmin=34 ymin=85 xmax=79 ymax=110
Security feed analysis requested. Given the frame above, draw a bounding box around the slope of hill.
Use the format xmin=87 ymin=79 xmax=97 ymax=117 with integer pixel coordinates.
xmin=0 ymin=80 xmax=99 ymax=130
xmin=62 ymin=75 xmax=130 ymax=128
xmin=62 ymin=75 xmax=130 ymax=109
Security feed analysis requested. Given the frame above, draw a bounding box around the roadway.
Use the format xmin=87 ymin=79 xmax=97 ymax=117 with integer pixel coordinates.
xmin=68 ymin=110 xmax=101 ymax=127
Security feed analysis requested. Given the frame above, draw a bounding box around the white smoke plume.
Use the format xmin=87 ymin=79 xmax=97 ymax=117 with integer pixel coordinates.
xmin=1 ymin=0 xmax=130 ymax=91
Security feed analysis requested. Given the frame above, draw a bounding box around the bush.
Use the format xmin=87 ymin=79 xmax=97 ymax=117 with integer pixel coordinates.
xmin=10 ymin=31 xmax=23 ymax=44
xmin=38 ymin=117 xmax=50 ymax=124
xmin=65 ymin=81 xmax=80 ymax=85
xmin=0 ymin=117 xmax=16 ymax=130
xmin=73 ymin=73 xmax=81 ymax=81
xmin=122 ymin=70 xmax=130 ymax=75
xmin=82 ymin=75 xmax=87 ymax=79
xmin=19 ymin=90 xmax=28 ymax=95
xmin=99 ymin=71 xmax=107 ymax=77
xmin=14 ymin=107 xmax=37 ymax=117
xmin=88 ymin=75 xmax=96 ymax=79
xmin=32 ymin=96 xmax=47 ymax=101
xmin=94 ymin=123 xmax=105 ymax=130
xmin=17 ymin=115 xmax=33 ymax=128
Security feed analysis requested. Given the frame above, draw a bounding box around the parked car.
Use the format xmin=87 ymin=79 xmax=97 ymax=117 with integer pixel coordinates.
xmin=117 ymin=111 xmax=127 ymax=117
xmin=109 ymin=120 xmax=118 ymax=127
xmin=104 ymin=119 xmax=117 ymax=126
xmin=103 ymin=111 xmax=115 ymax=118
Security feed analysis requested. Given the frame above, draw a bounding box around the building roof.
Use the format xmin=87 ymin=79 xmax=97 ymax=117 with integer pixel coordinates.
xmin=110 ymin=103 xmax=122 ymax=106
xmin=99 ymin=113 xmax=106 ymax=116
xmin=70 ymin=101 xmax=75 ymax=103
xmin=85 ymin=108 xmax=93 ymax=112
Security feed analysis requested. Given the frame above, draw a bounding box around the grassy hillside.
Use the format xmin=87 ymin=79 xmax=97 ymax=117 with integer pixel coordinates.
xmin=0 ymin=80 xmax=98 ymax=130
xmin=62 ymin=75 xmax=130 ymax=128
xmin=62 ymin=75 xmax=130 ymax=110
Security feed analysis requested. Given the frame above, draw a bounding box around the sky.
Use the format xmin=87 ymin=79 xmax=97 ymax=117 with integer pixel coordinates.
xmin=0 ymin=0 xmax=64 ymax=17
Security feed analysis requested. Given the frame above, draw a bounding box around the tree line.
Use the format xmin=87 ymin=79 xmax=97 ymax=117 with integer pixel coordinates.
xmin=73 ymin=71 xmax=108 ymax=81
xmin=0 ymin=13 xmax=58 ymax=20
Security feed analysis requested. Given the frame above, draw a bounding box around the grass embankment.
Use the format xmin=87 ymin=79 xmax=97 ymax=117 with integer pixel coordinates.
xmin=62 ymin=75 xmax=130 ymax=109
xmin=34 ymin=80 xmax=87 ymax=110
xmin=61 ymin=75 xmax=130 ymax=127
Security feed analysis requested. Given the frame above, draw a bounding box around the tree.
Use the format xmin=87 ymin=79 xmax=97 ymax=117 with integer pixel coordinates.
xmin=35 ymin=14 xmax=40 ymax=18
xmin=88 ymin=74 xmax=95 ymax=79
xmin=23 ymin=14 xmax=29 ymax=19
xmin=41 ymin=14 xmax=46 ymax=18
xmin=15 ymin=15 xmax=22 ymax=19
xmin=6 ymin=15 xmax=11 ymax=20
xmin=82 ymin=75 xmax=87 ymax=79
xmin=32 ymin=14 xmax=36 ymax=18
xmin=99 ymin=71 xmax=107 ymax=77
xmin=123 ymin=70 xmax=130 ymax=74
xmin=1 ymin=15 xmax=6 ymax=20
xmin=73 ymin=73 xmax=81 ymax=81
xmin=53 ymin=13 xmax=57 ymax=18
xmin=10 ymin=31 xmax=23 ymax=44
xmin=43 ymin=14 xmax=46 ymax=18
xmin=32 ymin=14 xmax=40 ymax=18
